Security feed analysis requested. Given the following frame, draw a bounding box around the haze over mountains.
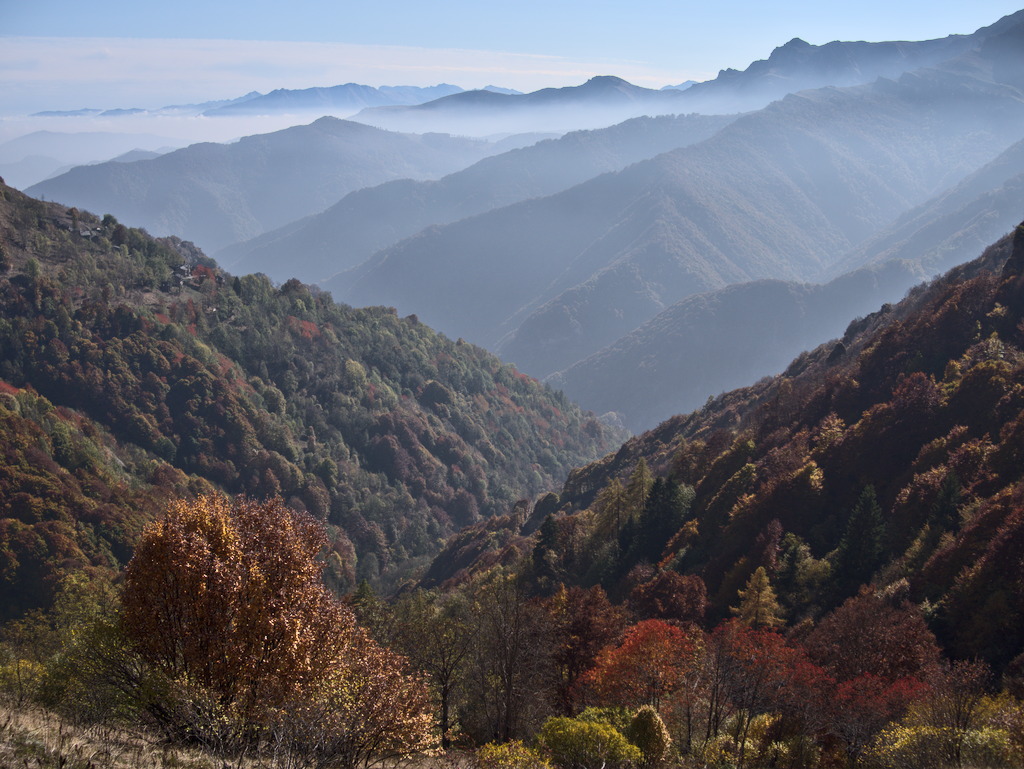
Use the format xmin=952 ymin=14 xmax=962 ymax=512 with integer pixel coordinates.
xmin=336 ymin=42 xmax=1024 ymax=373
xmin=26 ymin=118 xmax=514 ymax=253
xmin=13 ymin=9 xmax=1024 ymax=439
xmin=348 ymin=11 xmax=1022 ymax=135
xmin=220 ymin=113 xmax=737 ymax=282
xmin=202 ymin=83 xmax=502 ymax=117
xmin=0 ymin=130 xmax=182 ymax=190
xmin=547 ymin=128 xmax=1024 ymax=432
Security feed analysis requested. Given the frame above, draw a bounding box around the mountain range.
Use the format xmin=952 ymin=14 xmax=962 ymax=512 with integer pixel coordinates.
xmin=548 ymin=133 xmax=1024 ymax=431
xmin=202 ymin=83 xmax=467 ymax=117
xmin=14 ymin=10 xmax=1024 ymax=444
xmin=220 ymin=113 xmax=737 ymax=282
xmin=348 ymin=11 xmax=1024 ymax=136
xmin=25 ymin=118 xmax=513 ymax=253
xmin=334 ymin=35 xmax=1024 ymax=383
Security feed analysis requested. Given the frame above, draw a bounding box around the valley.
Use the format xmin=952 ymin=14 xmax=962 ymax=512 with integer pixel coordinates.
xmin=3 ymin=7 xmax=1024 ymax=769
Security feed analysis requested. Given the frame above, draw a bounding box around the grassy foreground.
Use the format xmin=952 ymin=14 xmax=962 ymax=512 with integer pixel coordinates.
xmin=0 ymin=697 xmax=239 ymax=769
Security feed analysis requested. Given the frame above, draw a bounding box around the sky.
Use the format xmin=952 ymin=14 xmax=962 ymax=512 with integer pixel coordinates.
xmin=1 ymin=0 xmax=1023 ymax=116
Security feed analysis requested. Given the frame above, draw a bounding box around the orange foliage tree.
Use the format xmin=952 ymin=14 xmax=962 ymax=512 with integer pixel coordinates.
xmin=122 ymin=495 xmax=432 ymax=763
xmin=581 ymin=618 xmax=700 ymax=712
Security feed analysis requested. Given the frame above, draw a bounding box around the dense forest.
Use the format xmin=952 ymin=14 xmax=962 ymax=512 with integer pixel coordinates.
xmin=428 ymin=224 xmax=1024 ymax=674
xmin=0 ymin=181 xmax=622 ymax=620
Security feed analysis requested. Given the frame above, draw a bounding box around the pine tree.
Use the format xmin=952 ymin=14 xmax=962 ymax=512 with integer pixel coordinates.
xmin=832 ymin=485 xmax=886 ymax=597
xmin=731 ymin=566 xmax=783 ymax=629
xmin=624 ymin=458 xmax=653 ymax=521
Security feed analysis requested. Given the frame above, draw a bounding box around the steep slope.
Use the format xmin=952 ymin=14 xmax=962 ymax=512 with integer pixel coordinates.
xmin=0 ymin=183 xmax=623 ymax=620
xmin=545 ymin=261 xmax=926 ymax=432
xmin=549 ymin=136 xmax=1024 ymax=432
xmin=25 ymin=118 xmax=503 ymax=253
xmin=335 ymin=57 xmax=1024 ymax=377
xmin=220 ymin=113 xmax=736 ymax=284
xmin=431 ymin=224 xmax=1024 ymax=671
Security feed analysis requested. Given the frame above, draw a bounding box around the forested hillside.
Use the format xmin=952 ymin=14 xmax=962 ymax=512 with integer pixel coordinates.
xmin=427 ymin=224 xmax=1024 ymax=677
xmin=0 ymin=182 xmax=622 ymax=620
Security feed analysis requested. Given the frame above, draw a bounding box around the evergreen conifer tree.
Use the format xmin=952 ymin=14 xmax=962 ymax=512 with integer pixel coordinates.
xmin=832 ymin=485 xmax=886 ymax=598
xmin=731 ymin=566 xmax=784 ymax=629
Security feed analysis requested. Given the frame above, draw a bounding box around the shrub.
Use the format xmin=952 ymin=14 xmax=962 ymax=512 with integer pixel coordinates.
xmin=625 ymin=706 xmax=672 ymax=768
xmin=477 ymin=740 xmax=552 ymax=769
xmin=538 ymin=716 xmax=642 ymax=769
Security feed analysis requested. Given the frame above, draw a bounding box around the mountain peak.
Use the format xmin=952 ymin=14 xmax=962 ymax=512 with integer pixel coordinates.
xmin=581 ymin=75 xmax=633 ymax=88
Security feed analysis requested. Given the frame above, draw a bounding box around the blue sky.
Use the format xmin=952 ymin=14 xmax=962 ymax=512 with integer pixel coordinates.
xmin=2 ymin=1 xmax=1022 ymax=114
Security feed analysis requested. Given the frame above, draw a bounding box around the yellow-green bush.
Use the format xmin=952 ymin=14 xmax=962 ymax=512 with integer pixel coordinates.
xmin=538 ymin=716 xmax=642 ymax=769
xmin=625 ymin=706 xmax=672 ymax=768
xmin=865 ymin=724 xmax=1019 ymax=769
xmin=475 ymin=740 xmax=552 ymax=769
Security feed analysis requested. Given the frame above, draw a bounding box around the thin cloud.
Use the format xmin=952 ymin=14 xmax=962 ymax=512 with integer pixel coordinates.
xmin=0 ymin=36 xmax=705 ymax=115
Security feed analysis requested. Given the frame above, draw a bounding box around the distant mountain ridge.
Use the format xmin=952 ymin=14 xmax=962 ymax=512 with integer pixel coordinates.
xmin=347 ymin=11 xmax=1024 ymax=135
xmin=335 ymin=47 xmax=1024 ymax=380
xmin=220 ymin=113 xmax=738 ymax=283
xmin=25 ymin=117 xmax=507 ymax=253
xmin=349 ymin=76 xmax=692 ymax=135
xmin=203 ymin=83 xmax=465 ymax=117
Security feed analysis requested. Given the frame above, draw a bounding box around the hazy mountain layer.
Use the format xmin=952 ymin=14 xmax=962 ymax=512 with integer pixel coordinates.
xmin=350 ymin=76 xmax=692 ymax=136
xmin=347 ymin=11 xmax=1024 ymax=136
xmin=336 ymin=56 xmax=1024 ymax=379
xmin=674 ymin=9 xmax=1024 ymax=114
xmin=0 ymin=130 xmax=181 ymax=190
xmin=203 ymin=83 xmax=464 ymax=117
xmin=827 ymin=136 xmax=1024 ymax=280
xmin=545 ymin=263 xmax=925 ymax=432
xmin=25 ymin=118 xmax=504 ymax=253
xmin=220 ymin=113 xmax=737 ymax=284
xmin=548 ymin=135 xmax=1024 ymax=432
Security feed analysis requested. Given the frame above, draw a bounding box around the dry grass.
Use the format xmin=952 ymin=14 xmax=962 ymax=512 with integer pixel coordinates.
xmin=0 ymin=698 xmax=220 ymax=769
xmin=0 ymin=698 xmax=469 ymax=769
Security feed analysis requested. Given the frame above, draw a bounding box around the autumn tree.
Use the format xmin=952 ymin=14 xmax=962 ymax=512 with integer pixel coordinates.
xmin=704 ymin=621 xmax=817 ymax=767
xmin=391 ymin=588 xmax=473 ymax=748
xmin=271 ymin=627 xmax=434 ymax=769
xmin=829 ymin=673 xmax=929 ymax=764
xmin=546 ymin=585 xmax=628 ymax=715
xmin=804 ymin=585 xmax=941 ymax=684
xmin=581 ymin=619 xmax=699 ymax=712
xmin=731 ymin=566 xmax=783 ymax=629
xmin=629 ymin=571 xmax=707 ymax=626
xmin=463 ymin=569 xmax=554 ymax=743
xmin=122 ymin=495 xmax=433 ymax=763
